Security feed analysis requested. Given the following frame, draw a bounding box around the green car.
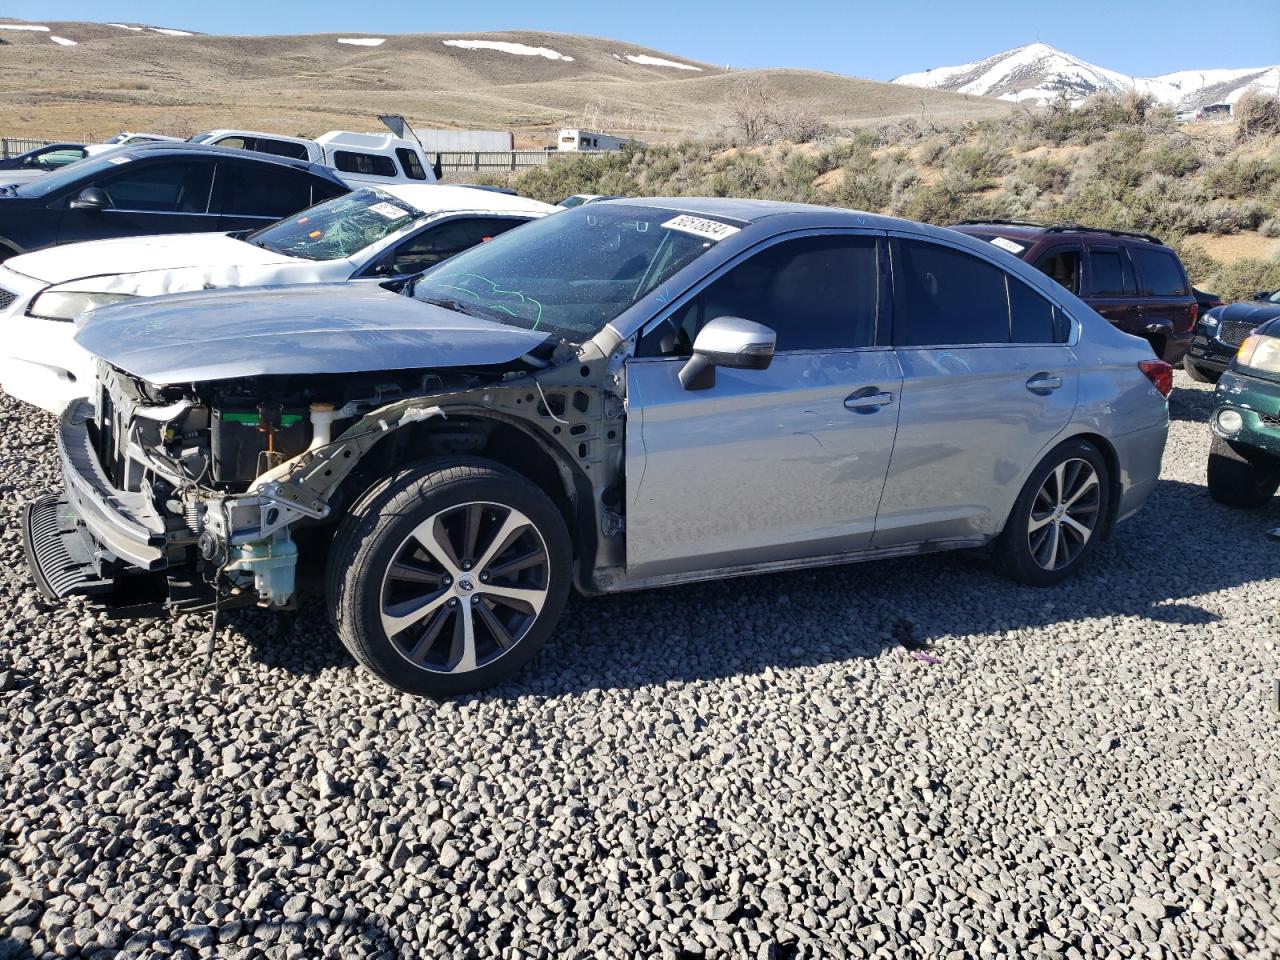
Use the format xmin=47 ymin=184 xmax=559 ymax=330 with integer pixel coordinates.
xmin=1208 ymin=317 xmax=1280 ymax=506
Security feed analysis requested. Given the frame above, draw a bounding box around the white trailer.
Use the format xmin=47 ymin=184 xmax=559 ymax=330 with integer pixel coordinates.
xmin=555 ymin=129 xmax=640 ymax=152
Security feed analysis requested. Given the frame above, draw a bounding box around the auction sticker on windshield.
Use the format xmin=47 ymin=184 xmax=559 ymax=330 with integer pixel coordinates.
xmin=662 ymin=215 xmax=741 ymax=242
xmin=369 ymin=202 xmax=409 ymax=220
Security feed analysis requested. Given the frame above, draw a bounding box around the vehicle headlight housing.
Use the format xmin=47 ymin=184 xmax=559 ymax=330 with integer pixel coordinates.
xmin=27 ymin=290 xmax=135 ymax=321
xmin=1236 ymin=334 xmax=1280 ymax=376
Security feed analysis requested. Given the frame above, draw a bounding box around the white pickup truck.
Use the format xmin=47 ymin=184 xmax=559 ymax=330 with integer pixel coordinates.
xmin=188 ymin=129 xmax=440 ymax=187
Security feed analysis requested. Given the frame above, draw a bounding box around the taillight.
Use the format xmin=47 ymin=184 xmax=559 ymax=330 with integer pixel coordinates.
xmin=1187 ymin=302 xmax=1198 ymax=330
xmin=1139 ymin=359 xmax=1173 ymax=398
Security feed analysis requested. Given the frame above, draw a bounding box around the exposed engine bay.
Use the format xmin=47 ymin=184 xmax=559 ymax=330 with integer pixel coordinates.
xmin=81 ymin=345 xmax=625 ymax=614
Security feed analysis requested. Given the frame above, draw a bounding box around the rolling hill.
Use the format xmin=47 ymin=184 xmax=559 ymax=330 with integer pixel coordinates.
xmin=893 ymin=42 xmax=1280 ymax=111
xmin=0 ymin=18 xmax=1012 ymax=144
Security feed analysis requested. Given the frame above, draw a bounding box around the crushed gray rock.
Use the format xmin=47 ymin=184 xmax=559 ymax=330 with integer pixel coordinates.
xmin=0 ymin=375 xmax=1277 ymax=958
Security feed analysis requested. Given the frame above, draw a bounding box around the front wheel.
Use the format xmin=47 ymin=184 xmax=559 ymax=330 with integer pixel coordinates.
xmin=1182 ymin=355 xmax=1220 ymax=384
xmin=328 ymin=460 xmax=572 ymax=697
xmin=994 ymin=439 xmax=1112 ymax=586
xmin=1207 ymin=434 xmax=1280 ymax=508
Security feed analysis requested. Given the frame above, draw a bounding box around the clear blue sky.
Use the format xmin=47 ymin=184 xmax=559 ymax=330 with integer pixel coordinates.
xmin=7 ymin=0 xmax=1279 ymax=79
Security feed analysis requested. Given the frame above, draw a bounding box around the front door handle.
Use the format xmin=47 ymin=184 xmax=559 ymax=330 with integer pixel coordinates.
xmin=845 ymin=390 xmax=895 ymax=411
xmin=1026 ymin=374 xmax=1063 ymax=393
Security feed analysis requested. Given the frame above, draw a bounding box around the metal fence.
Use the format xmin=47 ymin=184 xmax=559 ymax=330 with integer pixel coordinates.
xmin=1 ymin=136 xmax=623 ymax=175
xmin=435 ymin=149 xmax=615 ymax=173
xmin=0 ymin=137 xmax=60 ymax=159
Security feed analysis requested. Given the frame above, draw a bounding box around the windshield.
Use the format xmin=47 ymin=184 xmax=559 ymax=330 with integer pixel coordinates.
xmin=410 ymin=204 xmax=731 ymax=341
xmin=16 ymin=151 xmax=135 ymax=198
xmin=245 ymin=187 xmax=426 ymax=261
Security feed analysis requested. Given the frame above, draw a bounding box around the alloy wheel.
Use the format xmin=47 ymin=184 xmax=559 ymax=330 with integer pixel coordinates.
xmin=379 ymin=501 xmax=550 ymax=674
xmin=1027 ymin=459 xmax=1101 ymax=572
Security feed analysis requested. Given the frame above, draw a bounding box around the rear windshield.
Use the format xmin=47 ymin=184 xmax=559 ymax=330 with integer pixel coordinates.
xmin=245 ymin=187 xmax=425 ymax=261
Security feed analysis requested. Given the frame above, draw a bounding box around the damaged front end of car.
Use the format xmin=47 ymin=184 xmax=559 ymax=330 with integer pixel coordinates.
xmin=26 ymin=338 xmax=626 ymax=617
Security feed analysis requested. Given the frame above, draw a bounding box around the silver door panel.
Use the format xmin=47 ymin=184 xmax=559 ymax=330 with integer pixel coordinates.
xmin=625 ymin=350 xmax=903 ymax=581
xmin=873 ymin=345 xmax=1079 ymax=545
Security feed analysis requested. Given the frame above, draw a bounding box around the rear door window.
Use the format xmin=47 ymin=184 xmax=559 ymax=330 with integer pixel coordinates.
xmin=1009 ymin=277 xmax=1067 ymax=344
xmin=1087 ymin=246 xmax=1137 ymax=296
xmin=333 ymin=151 xmax=398 ymax=178
xmin=256 ymin=138 xmax=311 ymax=160
xmin=213 ymin=162 xmax=317 ymax=218
xmin=1130 ymin=246 xmax=1189 ymax=296
xmin=94 ymin=160 xmax=214 ymax=212
xmin=892 ymin=239 xmax=1010 ymax=346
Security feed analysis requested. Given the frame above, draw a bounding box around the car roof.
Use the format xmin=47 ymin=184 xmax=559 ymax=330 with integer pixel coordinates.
xmin=103 ymin=141 xmax=343 ymax=179
xmin=949 ymin=220 xmax=1166 ymax=246
xmin=195 ymin=129 xmax=313 ymax=144
xmin=378 ymin=184 xmax=557 ymax=216
xmin=600 ymin=196 xmax=970 ymax=240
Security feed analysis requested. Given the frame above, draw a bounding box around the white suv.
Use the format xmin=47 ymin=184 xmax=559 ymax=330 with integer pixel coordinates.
xmin=189 ymin=130 xmax=438 ymax=187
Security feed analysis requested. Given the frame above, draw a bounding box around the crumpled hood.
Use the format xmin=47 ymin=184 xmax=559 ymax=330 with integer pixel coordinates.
xmin=75 ymin=283 xmax=553 ymax=385
xmin=1209 ymin=300 xmax=1280 ymax=328
xmin=5 ymin=232 xmax=300 ymax=286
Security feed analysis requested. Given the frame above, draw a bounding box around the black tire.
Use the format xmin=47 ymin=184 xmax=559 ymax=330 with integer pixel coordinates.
xmin=1182 ymin=355 xmax=1220 ymax=384
xmin=994 ymin=438 xmax=1112 ymax=587
xmin=327 ymin=458 xmax=571 ymax=697
xmin=1207 ymin=434 xmax=1280 ymax=508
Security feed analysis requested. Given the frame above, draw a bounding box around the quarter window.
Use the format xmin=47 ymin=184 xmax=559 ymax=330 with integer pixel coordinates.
xmin=893 ymin=240 xmax=1009 ymax=346
xmin=94 ymin=161 xmax=213 ymax=213
xmin=1130 ymin=246 xmax=1188 ymax=296
xmin=333 ymin=151 xmax=397 ymax=178
xmin=641 ymin=235 xmax=881 ymax=356
xmin=395 ymin=148 xmax=428 ymax=180
xmin=1088 ymin=247 xmax=1137 ymax=296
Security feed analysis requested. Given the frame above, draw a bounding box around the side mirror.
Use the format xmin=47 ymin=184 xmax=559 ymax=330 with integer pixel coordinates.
xmin=678 ymin=316 xmax=776 ymax=391
xmin=70 ymin=187 xmax=110 ymax=212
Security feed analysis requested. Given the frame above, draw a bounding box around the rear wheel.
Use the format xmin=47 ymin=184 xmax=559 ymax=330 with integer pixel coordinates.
xmin=328 ymin=460 xmax=571 ymax=697
xmin=994 ymin=439 xmax=1111 ymax=586
xmin=1182 ymin=355 xmax=1220 ymax=384
xmin=1207 ymin=434 xmax=1280 ymax=508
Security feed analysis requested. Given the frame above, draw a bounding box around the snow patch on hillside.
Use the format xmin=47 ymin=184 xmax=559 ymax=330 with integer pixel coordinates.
xmin=442 ymin=39 xmax=573 ymax=62
xmin=0 ymin=23 xmax=49 ymax=31
xmin=148 ymin=28 xmax=193 ymax=37
xmin=106 ymin=23 xmax=143 ymax=31
xmin=338 ymin=38 xmax=385 ymax=47
xmin=625 ymin=54 xmax=701 ymax=71
xmin=50 ymin=36 xmax=76 ymax=46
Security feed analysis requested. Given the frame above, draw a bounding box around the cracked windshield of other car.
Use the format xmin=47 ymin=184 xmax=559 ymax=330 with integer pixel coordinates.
xmin=246 ymin=187 xmax=424 ymax=260
xmin=411 ymin=205 xmax=733 ymax=340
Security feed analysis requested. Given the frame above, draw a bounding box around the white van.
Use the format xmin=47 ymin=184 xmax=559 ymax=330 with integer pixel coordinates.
xmin=188 ymin=129 xmax=439 ymax=186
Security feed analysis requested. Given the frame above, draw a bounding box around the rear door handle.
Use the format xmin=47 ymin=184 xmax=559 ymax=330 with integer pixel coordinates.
xmin=1026 ymin=374 xmax=1063 ymax=393
xmin=845 ymin=390 xmax=895 ymax=411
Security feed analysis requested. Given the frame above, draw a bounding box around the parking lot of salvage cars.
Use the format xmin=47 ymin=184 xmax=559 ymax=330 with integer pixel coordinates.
xmin=0 ymin=375 xmax=1275 ymax=958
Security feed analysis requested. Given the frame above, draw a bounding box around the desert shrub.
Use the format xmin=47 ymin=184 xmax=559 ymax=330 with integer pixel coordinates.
xmin=916 ymin=137 xmax=946 ymax=166
xmin=1209 ymin=257 xmax=1280 ymax=301
xmin=1019 ymin=154 xmax=1071 ymax=193
xmin=944 ymin=138 xmax=1011 ymax=182
xmin=1234 ymin=91 xmax=1280 ymax=142
xmin=1169 ymin=241 xmax=1220 ymax=287
xmin=1260 ymin=218 xmax=1280 ymax=238
xmin=1201 ymin=156 xmax=1280 ymax=198
xmin=515 ymin=149 xmax=636 ymax=204
xmin=1145 ymin=140 xmax=1201 ymax=177
xmin=722 ymin=76 xmax=830 ymax=146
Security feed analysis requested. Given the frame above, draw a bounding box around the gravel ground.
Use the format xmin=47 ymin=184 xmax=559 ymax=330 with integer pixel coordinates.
xmin=1 ymin=373 xmax=1277 ymax=960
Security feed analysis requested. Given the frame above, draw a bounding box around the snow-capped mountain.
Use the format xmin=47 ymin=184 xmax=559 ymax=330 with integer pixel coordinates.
xmin=892 ymin=42 xmax=1280 ymax=110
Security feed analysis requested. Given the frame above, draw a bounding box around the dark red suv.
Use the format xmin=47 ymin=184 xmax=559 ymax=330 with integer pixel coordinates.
xmin=949 ymin=221 xmax=1197 ymax=363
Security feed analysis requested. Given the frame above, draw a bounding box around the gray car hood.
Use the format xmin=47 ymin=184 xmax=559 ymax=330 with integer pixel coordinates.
xmin=75 ymin=283 xmax=552 ymax=385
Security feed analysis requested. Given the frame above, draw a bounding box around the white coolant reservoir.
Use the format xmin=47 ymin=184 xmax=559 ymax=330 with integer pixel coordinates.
xmin=308 ymin=402 xmax=336 ymax=451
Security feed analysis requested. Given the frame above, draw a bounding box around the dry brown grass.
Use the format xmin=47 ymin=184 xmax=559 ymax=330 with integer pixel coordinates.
xmin=0 ymin=20 xmax=1012 ymax=143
